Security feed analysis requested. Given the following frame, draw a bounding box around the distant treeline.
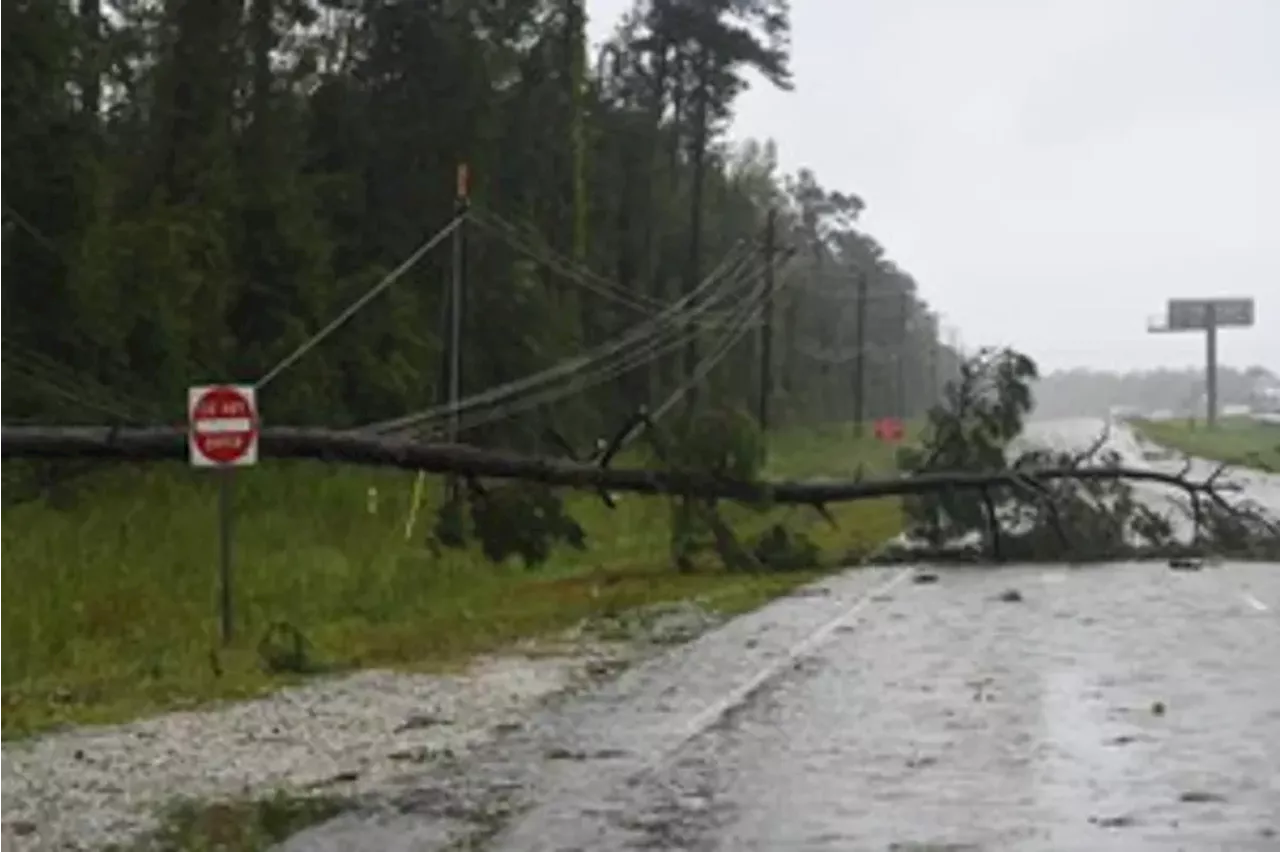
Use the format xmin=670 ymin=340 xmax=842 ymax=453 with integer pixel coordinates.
xmin=1030 ymin=365 xmax=1278 ymax=419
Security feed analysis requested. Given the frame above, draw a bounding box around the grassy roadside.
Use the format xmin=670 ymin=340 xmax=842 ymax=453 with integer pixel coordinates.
xmin=1 ymin=423 xmax=917 ymax=739
xmin=1130 ymin=416 xmax=1280 ymax=470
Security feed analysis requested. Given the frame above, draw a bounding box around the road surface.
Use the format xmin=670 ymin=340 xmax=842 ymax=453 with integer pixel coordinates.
xmin=282 ymin=420 xmax=1280 ymax=852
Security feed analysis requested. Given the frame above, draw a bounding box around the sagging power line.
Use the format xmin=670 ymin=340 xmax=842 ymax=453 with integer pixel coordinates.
xmin=361 ymin=238 xmax=766 ymax=436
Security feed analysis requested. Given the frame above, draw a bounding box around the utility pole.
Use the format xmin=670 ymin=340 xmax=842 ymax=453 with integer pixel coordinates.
xmin=929 ymin=335 xmax=940 ymax=409
xmin=896 ymin=290 xmax=909 ymax=419
xmin=758 ymin=208 xmax=776 ymax=433
xmin=446 ymin=164 xmax=470 ymax=496
xmin=852 ymin=269 xmax=868 ymax=438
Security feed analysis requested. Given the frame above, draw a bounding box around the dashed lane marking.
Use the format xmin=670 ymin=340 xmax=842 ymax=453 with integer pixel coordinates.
xmin=641 ymin=567 xmax=915 ymax=773
xmin=1241 ymin=592 xmax=1270 ymax=612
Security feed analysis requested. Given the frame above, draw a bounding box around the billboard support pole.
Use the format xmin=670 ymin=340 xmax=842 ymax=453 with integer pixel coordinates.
xmin=1148 ymin=297 xmax=1253 ymax=429
xmin=1205 ymin=303 xmax=1218 ymax=430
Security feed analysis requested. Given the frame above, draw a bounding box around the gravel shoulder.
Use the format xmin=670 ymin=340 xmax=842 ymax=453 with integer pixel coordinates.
xmin=0 ymin=634 xmax=648 ymax=851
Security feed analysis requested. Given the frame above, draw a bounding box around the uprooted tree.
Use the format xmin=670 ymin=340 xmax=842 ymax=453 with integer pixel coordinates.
xmin=4 ymin=348 xmax=1278 ymax=568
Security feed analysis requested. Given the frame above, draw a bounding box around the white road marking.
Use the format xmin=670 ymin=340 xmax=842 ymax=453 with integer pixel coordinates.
xmin=1241 ymin=592 xmax=1270 ymax=612
xmin=645 ymin=567 xmax=914 ymax=771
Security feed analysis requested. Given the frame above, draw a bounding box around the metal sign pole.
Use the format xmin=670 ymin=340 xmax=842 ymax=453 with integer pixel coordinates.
xmin=219 ymin=467 xmax=235 ymax=644
xmin=1205 ymin=302 xmax=1219 ymax=430
xmin=189 ymin=383 xmax=258 ymax=646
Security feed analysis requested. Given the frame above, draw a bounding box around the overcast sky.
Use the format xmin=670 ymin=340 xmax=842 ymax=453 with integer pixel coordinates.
xmin=586 ymin=0 xmax=1279 ymax=374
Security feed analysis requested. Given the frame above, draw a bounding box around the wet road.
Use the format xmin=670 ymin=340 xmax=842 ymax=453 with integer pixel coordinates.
xmin=283 ymin=421 xmax=1280 ymax=852
xmin=546 ymin=563 xmax=1279 ymax=852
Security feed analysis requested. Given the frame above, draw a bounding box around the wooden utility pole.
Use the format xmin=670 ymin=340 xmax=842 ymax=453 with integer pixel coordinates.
xmin=446 ymin=165 xmax=470 ymax=498
xmin=758 ymin=208 xmax=776 ymax=433
xmin=896 ymin=290 xmax=909 ymax=419
xmin=852 ymin=270 xmax=868 ymax=438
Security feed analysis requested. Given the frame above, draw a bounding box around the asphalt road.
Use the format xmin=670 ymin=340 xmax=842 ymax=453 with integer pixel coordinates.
xmin=281 ymin=420 xmax=1280 ymax=852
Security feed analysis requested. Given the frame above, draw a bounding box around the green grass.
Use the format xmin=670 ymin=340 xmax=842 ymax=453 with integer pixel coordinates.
xmin=108 ymin=793 xmax=350 ymax=852
xmin=1131 ymin=416 xmax=1280 ymax=470
xmin=1 ymin=425 xmax=915 ymax=738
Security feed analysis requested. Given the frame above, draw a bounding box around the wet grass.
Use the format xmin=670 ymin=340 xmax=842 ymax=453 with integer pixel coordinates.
xmin=109 ymin=792 xmax=350 ymax=852
xmin=1131 ymin=417 xmax=1280 ymax=470
xmin=1 ymin=426 xmax=912 ymax=738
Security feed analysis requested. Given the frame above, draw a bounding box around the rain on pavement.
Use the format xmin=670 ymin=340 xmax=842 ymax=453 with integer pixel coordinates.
xmin=282 ymin=420 xmax=1280 ymax=851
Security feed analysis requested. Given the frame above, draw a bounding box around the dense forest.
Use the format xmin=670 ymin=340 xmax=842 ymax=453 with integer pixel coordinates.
xmin=1031 ymin=365 xmax=1279 ymax=420
xmin=2 ymin=0 xmax=958 ymax=452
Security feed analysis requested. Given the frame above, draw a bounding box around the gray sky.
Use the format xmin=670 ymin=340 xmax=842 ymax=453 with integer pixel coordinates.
xmin=586 ymin=0 xmax=1279 ymax=373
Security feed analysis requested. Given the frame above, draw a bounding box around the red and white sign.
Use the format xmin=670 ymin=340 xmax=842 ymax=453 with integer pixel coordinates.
xmin=873 ymin=417 xmax=905 ymax=443
xmin=188 ymin=385 xmax=259 ymax=467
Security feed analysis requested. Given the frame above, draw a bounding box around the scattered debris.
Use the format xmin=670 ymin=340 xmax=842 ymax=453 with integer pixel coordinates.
xmin=308 ymin=770 xmax=360 ymax=789
xmin=544 ymin=746 xmax=629 ymax=761
xmin=905 ymin=755 xmax=939 ymax=769
xmin=584 ymin=600 xmax=724 ymax=647
xmin=1090 ymin=813 xmax=1138 ymax=829
xmin=787 ymin=587 xmax=830 ymax=599
xmin=395 ymin=712 xmax=452 ymax=733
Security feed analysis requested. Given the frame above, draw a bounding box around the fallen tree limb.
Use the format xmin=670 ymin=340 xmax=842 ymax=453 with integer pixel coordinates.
xmin=0 ymin=424 xmax=1254 ymax=507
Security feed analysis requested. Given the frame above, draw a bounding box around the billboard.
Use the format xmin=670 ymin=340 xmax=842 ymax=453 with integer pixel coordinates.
xmin=1166 ymin=297 xmax=1255 ymax=331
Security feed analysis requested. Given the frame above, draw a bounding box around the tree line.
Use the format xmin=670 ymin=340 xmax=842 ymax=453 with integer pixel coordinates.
xmin=3 ymin=0 xmax=958 ymax=453
xmin=1031 ymin=365 xmax=1278 ymax=420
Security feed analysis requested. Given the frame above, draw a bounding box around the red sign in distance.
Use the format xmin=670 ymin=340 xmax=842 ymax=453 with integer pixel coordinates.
xmin=874 ymin=417 xmax=905 ymax=443
xmin=188 ymin=385 xmax=259 ymax=467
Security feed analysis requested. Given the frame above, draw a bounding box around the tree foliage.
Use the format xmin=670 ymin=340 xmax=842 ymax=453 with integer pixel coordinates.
xmin=4 ymin=0 xmax=956 ymax=440
xmin=4 ymin=0 xmax=970 ymax=568
xmin=894 ymin=349 xmax=1280 ymax=563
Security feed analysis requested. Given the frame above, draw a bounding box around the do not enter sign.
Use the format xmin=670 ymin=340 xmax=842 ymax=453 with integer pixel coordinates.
xmin=874 ymin=417 xmax=905 ymax=443
xmin=189 ymin=385 xmax=259 ymax=467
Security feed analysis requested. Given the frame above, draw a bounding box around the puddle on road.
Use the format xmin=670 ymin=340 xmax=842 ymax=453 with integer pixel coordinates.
xmin=1035 ymin=665 xmax=1151 ymax=843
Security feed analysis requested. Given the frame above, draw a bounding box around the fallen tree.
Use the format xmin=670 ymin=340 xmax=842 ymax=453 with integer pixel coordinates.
xmin=0 ymin=422 xmax=1262 ymax=507
xmin=5 ymin=348 xmax=1278 ymax=567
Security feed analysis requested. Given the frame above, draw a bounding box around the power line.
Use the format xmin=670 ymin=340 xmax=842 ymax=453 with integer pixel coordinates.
xmin=469 ymin=207 xmax=765 ymax=328
xmin=647 ymin=256 xmax=789 ymax=427
xmin=468 ymin=209 xmax=665 ymax=314
xmin=2 ymin=358 xmax=142 ymax=423
xmin=360 ymin=239 xmax=762 ymax=435
xmin=255 ymin=214 xmax=465 ymax=391
xmin=438 ymin=257 xmax=778 ymax=438
xmin=1 ymin=340 xmax=167 ymax=422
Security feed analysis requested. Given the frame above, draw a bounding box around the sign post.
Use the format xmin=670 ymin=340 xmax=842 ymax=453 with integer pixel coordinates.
xmin=188 ymin=384 xmax=260 ymax=644
xmin=1146 ymin=297 xmax=1255 ymax=429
